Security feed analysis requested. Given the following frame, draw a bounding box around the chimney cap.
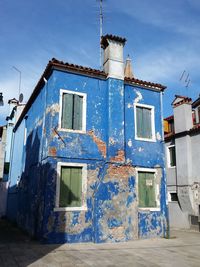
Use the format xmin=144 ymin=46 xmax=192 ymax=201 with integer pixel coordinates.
xmin=172 ymin=95 xmax=192 ymax=107
xmin=101 ymin=34 xmax=126 ymax=49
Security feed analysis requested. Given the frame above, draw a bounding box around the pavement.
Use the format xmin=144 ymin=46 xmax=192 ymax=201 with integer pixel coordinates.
xmin=0 ymin=219 xmax=200 ymax=267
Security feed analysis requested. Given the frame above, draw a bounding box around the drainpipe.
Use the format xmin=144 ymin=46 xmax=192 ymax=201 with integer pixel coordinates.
xmin=160 ymin=91 xmax=170 ymax=238
xmin=41 ymin=77 xmax=48 ymax=161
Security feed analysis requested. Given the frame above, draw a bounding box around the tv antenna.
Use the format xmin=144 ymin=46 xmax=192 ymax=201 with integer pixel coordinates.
xmin=99 ymin=0 xmax=104 ymax=70
xmin=179 ymin=70 xmax=191 ymax=88
xmin=12 ymin=66 xmax=22 ymax=99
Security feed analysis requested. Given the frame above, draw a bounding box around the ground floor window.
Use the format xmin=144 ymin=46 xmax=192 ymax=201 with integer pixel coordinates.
xmin=55 ymin=162 xmax=87 ymax=211
xmin=137 ymin=168 xmax=160 ymax=210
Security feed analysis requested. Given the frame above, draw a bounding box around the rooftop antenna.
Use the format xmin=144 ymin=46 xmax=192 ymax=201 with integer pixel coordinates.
xmin=179 ymin=70 xmax=185 ymax=81
xmin=12 ymin=66 xmax=21 ymax=100
xmin=179 ymin=70 xmax=191 ymax=89
xmin=99 ymin=0 xmax=103 ymax=70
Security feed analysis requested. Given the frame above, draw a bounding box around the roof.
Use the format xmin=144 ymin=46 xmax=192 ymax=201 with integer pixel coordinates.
xmin=125 ymin=77 xmax=166 ymax=91
xmin=8 ymin=98 xmax=19 ymax=104
xmin=101 ymin=34 xmax=127 ymax=49
xmin=165 ymin=123 xmax=200 ymax=141
xmin=172 ymin=95 xmax=192 ymax=107
xmin=164 ymin=115 xmax=174 ymax=121
xmin=14 ymin=58 xmax=166 ymax=132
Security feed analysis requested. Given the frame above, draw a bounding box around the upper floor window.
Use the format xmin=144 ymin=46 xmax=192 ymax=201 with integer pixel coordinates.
xmin=134 ymin=103 xmax=155 ymax=141
xmin=167 ymin=145 xmax=176 ymax=167
xmin=59 ymin=89 xmax=86 ymax=132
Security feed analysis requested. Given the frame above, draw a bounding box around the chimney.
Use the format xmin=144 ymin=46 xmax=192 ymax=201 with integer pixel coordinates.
xmin=172 ymin=95 xmax=193 ymax=133
xmin=8 ymin=98 xmax=19 ymax=114
xmin=124 ymin=54 xmax=134 ymax=78
xmin=101 ymin=34 xmax=126 ymax=80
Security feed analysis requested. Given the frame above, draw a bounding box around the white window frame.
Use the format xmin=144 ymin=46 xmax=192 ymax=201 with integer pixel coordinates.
xmin=134 ymin=103 xmax=156 ymax=142
xmin=167 ymin=145 xmax=176 ymax=168
xmin=136 ymin=167 xmax=160 ymax=211
xmin=54 ymin=162 xmax=87 ymax=212
xmin=58 ymin=89 xmax=87 ymax=133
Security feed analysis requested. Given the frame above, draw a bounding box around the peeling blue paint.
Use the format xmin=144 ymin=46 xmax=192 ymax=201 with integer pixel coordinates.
xmin=7 ymin=67 xmax=168 ymax=244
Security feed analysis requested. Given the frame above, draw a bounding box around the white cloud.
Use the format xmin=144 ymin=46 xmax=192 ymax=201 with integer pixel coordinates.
xmin=111 ymin=0 xmax=200 ymax=37
xmin=134 ymin=45 xmax=200 ymax=85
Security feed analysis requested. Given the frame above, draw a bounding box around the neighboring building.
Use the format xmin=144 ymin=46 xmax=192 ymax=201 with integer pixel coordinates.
xmin=165 ymin=95 xmax=200 ymax=231
xmin=0 ymin=99 xmax=25 ymax=218
xmin=0 ymin=126 xmax=7 ymax=180
xmin=7 ymin=34 xmax=168 ymax=243
xmin=0 ymin=125 xmax=7 ymax=217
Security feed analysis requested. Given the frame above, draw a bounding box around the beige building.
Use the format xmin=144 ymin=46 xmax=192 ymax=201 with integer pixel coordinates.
xmin=165 ymin=95 xmax=200 ymax=231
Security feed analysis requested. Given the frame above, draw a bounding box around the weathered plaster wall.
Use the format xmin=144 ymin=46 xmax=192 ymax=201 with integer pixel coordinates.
xmin=125 ymin=86 xmax=167 ymax=239
xmin=9 ymin=69 xmax=167 ymax=243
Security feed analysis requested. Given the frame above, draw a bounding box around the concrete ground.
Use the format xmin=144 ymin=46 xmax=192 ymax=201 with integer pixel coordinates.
xmin=0 ymin=219 xmax=200 ymax=267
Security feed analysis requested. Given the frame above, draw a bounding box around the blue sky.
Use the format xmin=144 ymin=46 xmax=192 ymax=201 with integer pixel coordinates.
xmin=1 ymin=0 xmax=200 ymax=124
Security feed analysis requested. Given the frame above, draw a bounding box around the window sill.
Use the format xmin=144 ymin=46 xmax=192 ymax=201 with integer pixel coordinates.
xmin=57 ymin=128 xmax=86 ymax=134
xmin=138 ymin=207 xmax=160 ymax=212
xmin=54 ymin=206 xmax=87 ymax=212
xmin=135 ymin=136 xmax=156 ymax=142
xmin=168 ymin=166 xmax=176 ymax=169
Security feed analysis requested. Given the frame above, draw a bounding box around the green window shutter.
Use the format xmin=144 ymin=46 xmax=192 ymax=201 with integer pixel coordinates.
xmin=70 ymin=167 xmax=82 ymax=207
xmin=145 ymin=172 xmax=156 ymax=207
xmin=138 ymin=172 xmax=156 ymax=208
xmin=59 ymin=167 xmax=82 ymax=207
xmin=138 ymin=172 xmax=146 ymax=207
xmin=73 ymin=95 xmax=83 ymax=130
xmin=61 ymin=93 xmax=73 ymax=129
xmin=60 ymin=167 xmax=71 ymax=207
xmin=143 ymin=108 xmax=152 ymax=139
xmin=136 ymin=107 xmax=143 ymax=138
xmin=136 ymin=106 xmax=152 ymax=139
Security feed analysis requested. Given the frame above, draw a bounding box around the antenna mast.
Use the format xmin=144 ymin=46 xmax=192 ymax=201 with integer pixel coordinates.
xmin=99 ymin=0 xmax=103 ymax=69
xmin=13 ymin=66 xmax=21 ymax=100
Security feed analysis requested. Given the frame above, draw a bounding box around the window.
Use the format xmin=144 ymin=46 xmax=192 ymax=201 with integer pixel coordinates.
xmin=3 ymin=162 xmax=10 ymax=175
xmin=55 ymin=163 xmax=87 ymax=211
xmin=168 ymin=145 xmax=176 ymax=167
xmin=169 ymin=192 xmax=178 ymax=202
xmin=168 ymin=121 xmax=174 ymax=133
xmin=134 ymin=103 xmax=155 ymax=141
xmin=59 ymin=90 xmax=86 ymax=132
xmin=198 ymin=106 xmax=200 ymax=123
xmin=137 ymin=168 xmax=160 ymax=210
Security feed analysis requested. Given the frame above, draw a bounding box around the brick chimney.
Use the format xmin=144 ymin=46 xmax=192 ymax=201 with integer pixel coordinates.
xmin=101 ymin=34 xmax=126 ymax=80
xmin=124 ymin=54 xmax=134 ymax=78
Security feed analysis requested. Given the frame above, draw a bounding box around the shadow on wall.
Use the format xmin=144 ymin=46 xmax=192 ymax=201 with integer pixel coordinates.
xmin=3 ymin=130 xmax=66 ymax=265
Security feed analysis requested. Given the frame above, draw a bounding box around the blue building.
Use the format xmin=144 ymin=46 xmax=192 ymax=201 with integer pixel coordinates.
xmin=7 ymin=35 xmax=168 ymax=243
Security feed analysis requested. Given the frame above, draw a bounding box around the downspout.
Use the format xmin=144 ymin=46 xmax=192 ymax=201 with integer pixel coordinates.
xmin=160 ymin=91 xmax=170 ymax=238
xmin=41 ymin=77 xmax=48 ymax=162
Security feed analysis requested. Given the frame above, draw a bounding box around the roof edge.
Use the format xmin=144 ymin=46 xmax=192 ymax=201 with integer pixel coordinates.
xmin=125 ymin=77 xmax=166 ymax=91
